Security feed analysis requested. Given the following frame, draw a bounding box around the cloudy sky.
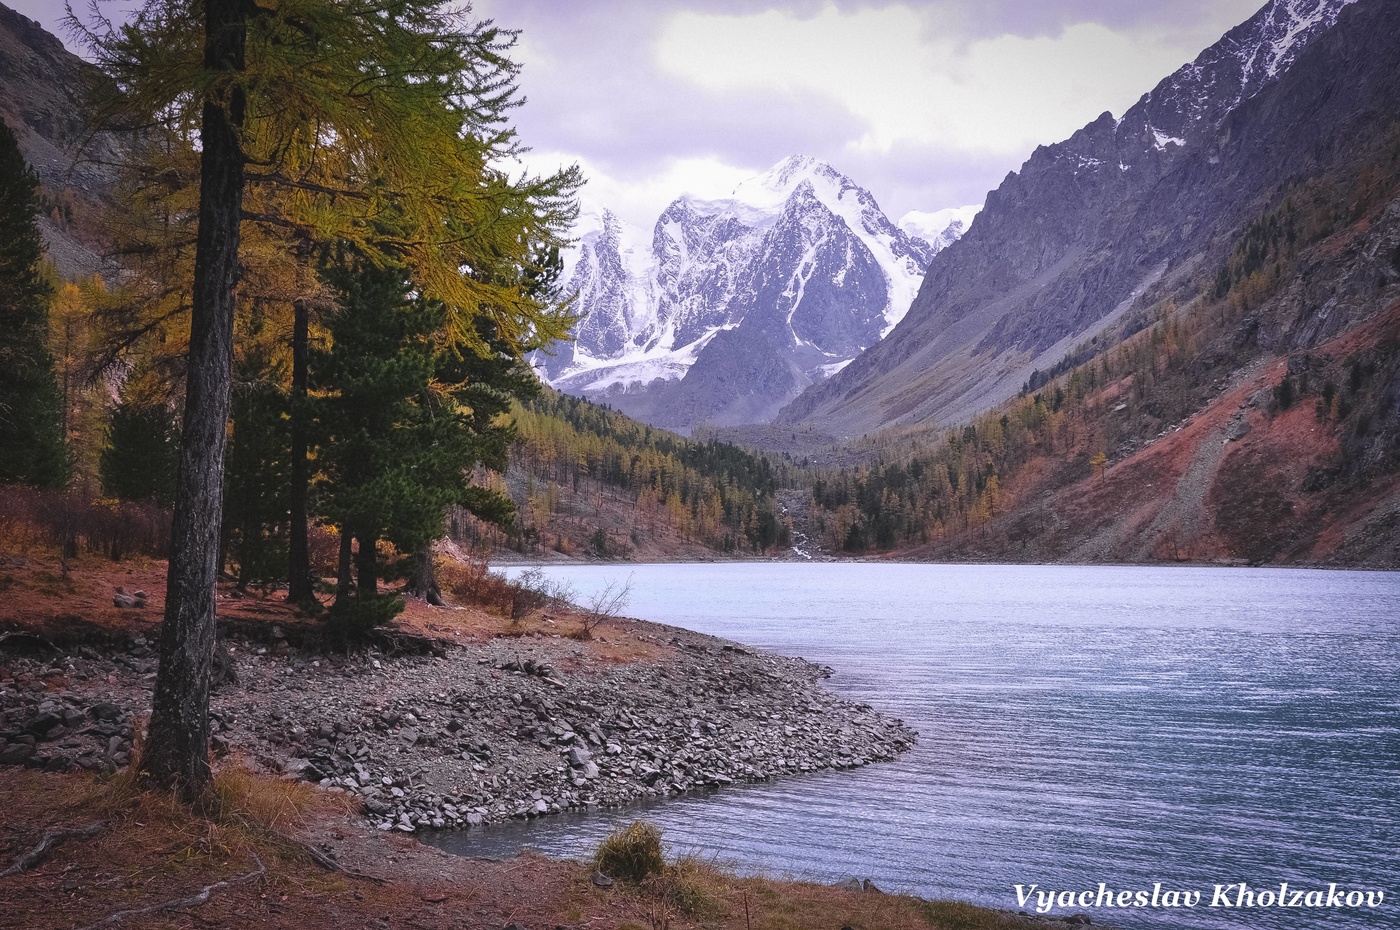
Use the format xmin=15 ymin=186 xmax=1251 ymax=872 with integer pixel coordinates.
xmin=22 ymin=0 xmax=1267 ymax=228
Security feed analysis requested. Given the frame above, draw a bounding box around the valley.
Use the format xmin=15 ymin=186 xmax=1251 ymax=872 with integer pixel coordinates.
xmin=1 ymin=2 xmax=1398 ymax=929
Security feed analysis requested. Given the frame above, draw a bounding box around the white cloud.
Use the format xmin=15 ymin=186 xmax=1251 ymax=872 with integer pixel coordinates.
xmin=511 ymin=150 xmax=759 ymax=233
xmin=654 ymin=1 xmax=1263 ymax=157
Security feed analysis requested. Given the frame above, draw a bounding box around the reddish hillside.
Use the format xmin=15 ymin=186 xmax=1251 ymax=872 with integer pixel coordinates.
xmin=908 ymin=302 xmax=1400 ymax=568
xmin=809 ymin=133 xmax=1400 ymax=568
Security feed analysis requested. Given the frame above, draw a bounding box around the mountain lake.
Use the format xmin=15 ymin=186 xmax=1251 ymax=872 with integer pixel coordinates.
xmin=424 ymin=562 xmax=1399 ymax=930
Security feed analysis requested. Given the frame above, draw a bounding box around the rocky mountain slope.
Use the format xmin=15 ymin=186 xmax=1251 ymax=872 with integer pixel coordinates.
xmin=801 ymin=97 xmax=1400 ymax=567
xmin=778 ymin=0 xmax=1377 ymax=439
xmin=538 ymin=156 xmax=978 ymax=432
xmin=0 ymin=3 xmax=118 ymax=279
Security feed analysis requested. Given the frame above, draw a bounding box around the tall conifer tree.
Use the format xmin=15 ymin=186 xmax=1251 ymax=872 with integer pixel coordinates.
xmin=0 ymin=120 xmax=66 ymax=487
xmin=77 ymin=0 xmax=579 ymax=799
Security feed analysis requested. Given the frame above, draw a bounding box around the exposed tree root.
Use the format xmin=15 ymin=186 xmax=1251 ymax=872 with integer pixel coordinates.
xmin=292 ymin=837 xmax=388 ymax=884
xmin=0 ymin=820 xmax=106 ymax=877
xmin=0 ymin=630 xmax=59 ymax=657
xmin=74 ymin=854 xmax=265 ymax=930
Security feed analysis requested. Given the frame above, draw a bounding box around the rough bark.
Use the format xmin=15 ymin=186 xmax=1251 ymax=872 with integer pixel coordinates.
xmin=145 ymin=0 xmax=246 ymax=803
xmin=336 ymin=524 xmax=353 ymax=599
xmin=404 ymin=545 xmax=444 ymax=606
xmin=355 ymin=531 xmax=377 ymax=596
xmin=285 ymin=297 xmax=313 ymax=604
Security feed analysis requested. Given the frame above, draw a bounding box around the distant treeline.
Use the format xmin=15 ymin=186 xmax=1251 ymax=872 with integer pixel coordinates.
xmin=500 ymin=391 xmax=793 ymax=555
xmin=806 ymin=129 xmax=1400 ymax=554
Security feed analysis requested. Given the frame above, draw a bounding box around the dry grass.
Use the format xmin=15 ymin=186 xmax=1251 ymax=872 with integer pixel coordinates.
xmin=578 ymin=821 xmax=1040 ymax=930
xmin=596 ymin=820 xmax=666 ymax=883
xmin=408 ymin=556 xmax=668 ymax=664
xmin=210 ymin=758 xmax=353 ymax=837
xmin=574 ymin=857 xmax=1037 ymax=930
xmin=0 ymin=767 xmax=1041 ymax=930
xmin=51 ymin=735 xmax=347 ymax=850
xmin=0 ymin=518 xmax=670 ymax=662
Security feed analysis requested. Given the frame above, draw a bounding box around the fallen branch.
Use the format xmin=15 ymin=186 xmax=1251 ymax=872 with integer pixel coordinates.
xmin=74 ymin=854 xmax=265 ymax=930
xmin=0 ymin=821 xmax=106 ymax=877
xmin=291 ymin=838 xmax=388 ymax=884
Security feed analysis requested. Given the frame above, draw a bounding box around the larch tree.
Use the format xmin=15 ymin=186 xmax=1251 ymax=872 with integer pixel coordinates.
xmin=74 ymin=0 xmax=580 ymax=800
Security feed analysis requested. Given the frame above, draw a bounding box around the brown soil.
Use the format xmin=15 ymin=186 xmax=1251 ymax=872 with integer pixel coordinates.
xmin=0 ymin=549 xmax=665 ymax=667
xmin=0 ymin=549 xmax=947 ymax=928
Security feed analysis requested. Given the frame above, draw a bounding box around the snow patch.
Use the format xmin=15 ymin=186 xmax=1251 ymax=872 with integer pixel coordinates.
xmin=1151 ymin=129 xmax=1186 ymax=151
xmin=898 ymin=205 xmax=982 ymax=247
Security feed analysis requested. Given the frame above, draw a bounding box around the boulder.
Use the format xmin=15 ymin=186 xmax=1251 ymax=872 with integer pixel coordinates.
xmin=0 ymin=743 xmax=36 ymax=765
xmin=23 ymin=711 xmax=62 ymax=737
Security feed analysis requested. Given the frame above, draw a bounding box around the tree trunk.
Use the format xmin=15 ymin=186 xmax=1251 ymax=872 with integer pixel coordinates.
xmin=404 ymin=545 xmax=444 ymax=606
xmin=285 ymin=297 xmax=313 ymax=605
xmin=144 ymin=0 xmax=247 ymax=804
xmin=355 ymin=531 xmax=376 ymax=596
xmin=335 ymin=525 xmax=353 ymax=600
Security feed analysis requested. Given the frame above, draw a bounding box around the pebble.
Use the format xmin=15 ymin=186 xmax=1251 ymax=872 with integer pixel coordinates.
xmin=0 ymin=625 xmax=917 ymax=835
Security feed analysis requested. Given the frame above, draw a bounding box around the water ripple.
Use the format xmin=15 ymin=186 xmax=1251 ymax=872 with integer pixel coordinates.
xmin=429 ymin=563 xmax=1400 ymax=930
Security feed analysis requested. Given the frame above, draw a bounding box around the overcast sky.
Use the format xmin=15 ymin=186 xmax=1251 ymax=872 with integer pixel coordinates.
xmin=19 ymin=0 xmax=1266 ymax=228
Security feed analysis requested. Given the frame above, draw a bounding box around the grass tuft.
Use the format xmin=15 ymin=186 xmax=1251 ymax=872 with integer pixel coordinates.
xmin=651 ymin=854 xmax=725 ymax=917
xmin=596 ymin=820 xmax=665 ymax=883
xmin=210 ymin=759 xmax=340 ymax=835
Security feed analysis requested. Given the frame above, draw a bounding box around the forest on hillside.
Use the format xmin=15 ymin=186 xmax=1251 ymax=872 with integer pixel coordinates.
xmin=801 ymin=126 xmax=1400 ymax=560
xmin=450 ymin=390 xmax=794 ymax=558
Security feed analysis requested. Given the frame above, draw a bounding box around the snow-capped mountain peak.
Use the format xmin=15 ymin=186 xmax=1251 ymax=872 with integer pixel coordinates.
xmin=1107 ymin=0 xmax=1357 ymax=160
xmin=536 ymin=157 xmax=980 ymax=431
xmin=730 ymin=154 xmax=843 ymax=209
xmin=1252 ymin=0 xmax=1358 ymax=82
xmin=899 ymin=205 xmax=982 ymax=252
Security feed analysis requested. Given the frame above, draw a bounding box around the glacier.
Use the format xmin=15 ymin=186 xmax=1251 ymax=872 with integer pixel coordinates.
xmin=535 ymin=156 xmax=980 ymax=430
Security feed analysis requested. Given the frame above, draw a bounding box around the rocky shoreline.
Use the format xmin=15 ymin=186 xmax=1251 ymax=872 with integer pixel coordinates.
xmin=0 ymin=619 xmax=917 ymax=835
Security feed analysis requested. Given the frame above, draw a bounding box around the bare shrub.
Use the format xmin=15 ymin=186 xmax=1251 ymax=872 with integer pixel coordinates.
xmin=440 ymin=555 xmax=515 ymax=614
xmin=438 ymin=558 xmax=575 ymax=620
xmin=509 ymin=567 xmax=576 ymax=620
xmin=575 ymin=574 xmax=632 ymax=639
xmin=0 ymin=487 xmax=170 ymax=561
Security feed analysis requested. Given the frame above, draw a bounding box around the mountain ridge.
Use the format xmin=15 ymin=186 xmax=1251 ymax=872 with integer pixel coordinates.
xmin=538 ymin=156 xmax=979 ymax=433
xmin=776 ymin=0 xmax=1369 ymax=438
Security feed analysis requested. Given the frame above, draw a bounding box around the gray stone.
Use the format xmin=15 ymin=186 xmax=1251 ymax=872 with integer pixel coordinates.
xmin=24 ymin=711 xmax=62 ymax=736
xmin=0 ymin=743 xmax=35 ymax=765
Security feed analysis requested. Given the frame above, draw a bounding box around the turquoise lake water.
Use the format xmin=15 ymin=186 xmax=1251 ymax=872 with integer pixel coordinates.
xmin=430 ymin=562 xmax=1399 ymax=929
